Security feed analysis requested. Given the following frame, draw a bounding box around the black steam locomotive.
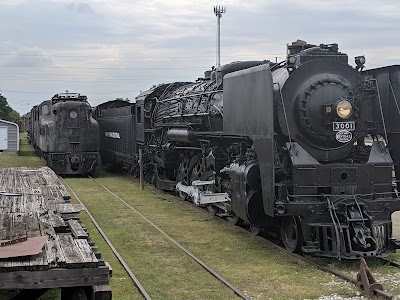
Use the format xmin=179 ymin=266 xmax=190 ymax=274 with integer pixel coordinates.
xmin=29 ymin=93 xmax=99 ymax=175
xmin=95 ymin=41 xmax=400 ymax=259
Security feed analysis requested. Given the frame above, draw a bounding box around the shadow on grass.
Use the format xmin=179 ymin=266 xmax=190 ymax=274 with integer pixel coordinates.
xmin=18 ymin=149 xmax=36 ymax=156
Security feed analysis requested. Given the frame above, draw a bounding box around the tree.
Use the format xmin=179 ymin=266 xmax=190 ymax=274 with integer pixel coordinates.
xmin=0 ymin=95 xmax=20 ymax=123
xmin=7 ymin=110 xmax=20 ymax=123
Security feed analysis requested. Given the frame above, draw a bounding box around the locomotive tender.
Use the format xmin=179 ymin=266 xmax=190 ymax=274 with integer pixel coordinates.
xmin=29 ymin=93 xmax=99 ymax=175
xmin=96 ymin=41 xmax=400 ymax=259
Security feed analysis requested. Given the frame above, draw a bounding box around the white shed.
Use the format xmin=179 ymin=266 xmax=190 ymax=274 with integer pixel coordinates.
xmin=0 ymin=119 xmax=19 ymax=152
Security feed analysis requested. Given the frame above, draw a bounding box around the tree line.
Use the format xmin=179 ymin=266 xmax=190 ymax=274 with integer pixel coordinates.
xmin=0 ymin=95 xmax=20 ymax=124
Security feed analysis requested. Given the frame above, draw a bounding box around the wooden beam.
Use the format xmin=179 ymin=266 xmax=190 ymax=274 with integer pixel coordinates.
xmin=91 ymin=285 xmax=112 ymax=300
xmin=68 ymin=220 xmax=88 ymax=239
xmin=57 ymin=204 xmax=84 ymax=214
xmin=0 ymin=267 xmax=110 ymax=289
xmin=61 ymin=287 xmax=88 ymax=300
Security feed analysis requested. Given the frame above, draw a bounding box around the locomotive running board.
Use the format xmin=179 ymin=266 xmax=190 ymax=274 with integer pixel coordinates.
xmin=176 ymin=181 xmax=228 ymax=206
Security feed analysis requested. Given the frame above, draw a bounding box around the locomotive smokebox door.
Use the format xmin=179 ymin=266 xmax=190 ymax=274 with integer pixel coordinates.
xmin=223 ymin=64 xmax=275 ymax=216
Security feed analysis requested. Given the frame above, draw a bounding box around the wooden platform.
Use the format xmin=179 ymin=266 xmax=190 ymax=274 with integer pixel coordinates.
xmin=0 ymin=167 xmax=111 ymax=300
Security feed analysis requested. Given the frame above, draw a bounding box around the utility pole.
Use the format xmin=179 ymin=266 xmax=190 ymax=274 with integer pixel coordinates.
xmin=214 ymin=5 xmax=226 ymax=67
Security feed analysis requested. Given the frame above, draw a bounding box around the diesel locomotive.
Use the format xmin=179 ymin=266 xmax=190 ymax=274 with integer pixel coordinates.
xmin=29 ymin=92 xmax=99 ymax=175
xmin=96 ymin=41 xmax=400 ymax=259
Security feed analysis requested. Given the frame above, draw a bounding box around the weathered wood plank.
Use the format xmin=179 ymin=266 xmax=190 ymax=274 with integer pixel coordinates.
xmin=0 ymin=214 xmax=6 ymax=240
xmin=28 ymin=246 xmax=49 ymax=271
xmin=104 ymin=261 xmax=113 ymax=277
xmin=91 ymin=284 xmax=112 ymax=300
xmin=0 ymin=267 xmax=110 ymax=289
xmin=11 ymin=213 xmax=27 ymax=239
xmin=68 ymin=220 xmax=88 ymax=239
xmin=45 ymin=236 xmax=66 ymax=269
xmin=61 ymin=213 xmax=80 ymax=221
xmin=25 ymin=212 xmax=41 ymax=238
xmin=57 ymin=235 xmax=88 ymax=268
xmin=0 ymin=167 xmax=110 ymax=291
xmin=74 ymin=239 xmax=98 ymax=268
xmin=49 ymin=214 xmax=67 ymax=233
xmin=57 ymin=204 xmax=85 ymax=214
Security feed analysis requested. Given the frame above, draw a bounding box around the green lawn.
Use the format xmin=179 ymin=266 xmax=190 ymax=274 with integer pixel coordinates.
xmin=65 ymin=172 xmax=361 ymax=300
xmin=0 ymin=133 xmax=45 ymax=168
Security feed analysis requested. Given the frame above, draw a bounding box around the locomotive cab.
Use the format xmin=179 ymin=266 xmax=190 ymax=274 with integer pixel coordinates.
xmin=31 ymin=93 xmax=99 ymax=175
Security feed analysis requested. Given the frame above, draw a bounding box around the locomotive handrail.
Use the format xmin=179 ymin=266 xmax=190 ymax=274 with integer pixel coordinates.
xmin=327 ymin=198 xmax=342 ymax=258
xmin=372 ymin=78 xmax=389 ymax=142
xmin=275 ymin=82 xmax=293 ymax=147
xmin=389 ymin=80 xmax=400 ymax=117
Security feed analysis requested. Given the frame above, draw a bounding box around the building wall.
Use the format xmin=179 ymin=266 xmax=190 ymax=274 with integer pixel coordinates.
xmin=0 ymin=120 xmax=19 ymax=152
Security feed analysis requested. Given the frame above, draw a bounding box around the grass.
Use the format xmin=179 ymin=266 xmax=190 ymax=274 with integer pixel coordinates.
xmin=0 ymin=133 xmax=45 ymax=168
xmin=65 ymin=171 xmax=361 ymax=300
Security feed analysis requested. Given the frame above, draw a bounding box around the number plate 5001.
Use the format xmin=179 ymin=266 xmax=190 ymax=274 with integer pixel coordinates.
xmin=333 ymin=122 xmax=355 ymax=131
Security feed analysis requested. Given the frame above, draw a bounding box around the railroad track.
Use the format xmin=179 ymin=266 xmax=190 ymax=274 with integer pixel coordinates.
xmin=222 ymin=212 xmax=397 ymax=299
xmin=64 ymin=174 xmax=398 ymax=299
xmin=249 ymin=231 xmax=395 ymax=300
xmin=61 ymin=178 xmax=153 ymax=300
xmin=164 ymin=185 xmax=398 ymax=299
xmin=62 ymin=176 xmax=250 ymax=300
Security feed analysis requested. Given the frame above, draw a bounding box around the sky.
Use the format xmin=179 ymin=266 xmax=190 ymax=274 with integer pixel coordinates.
xmin=0 ymin=0 xmax=399 ymax=114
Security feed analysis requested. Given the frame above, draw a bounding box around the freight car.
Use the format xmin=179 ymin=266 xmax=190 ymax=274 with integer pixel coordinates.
xmin=30 ymin=92 xmax=99 ymax=175
xmin=95 ymin=41 xmax=400 ymax=259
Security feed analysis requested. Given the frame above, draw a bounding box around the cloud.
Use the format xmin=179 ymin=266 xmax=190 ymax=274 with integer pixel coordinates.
xmin=3 ymin=47 xmax=55 ymax=67
xmin=0 ymin=0 xmax=400 ymax=114
xmin=66 ymin=2 xmax=95 ymax=14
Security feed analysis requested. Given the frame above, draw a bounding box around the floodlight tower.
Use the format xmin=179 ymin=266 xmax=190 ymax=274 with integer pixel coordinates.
xmin=214 ymin=5 xmax=226 ymax=67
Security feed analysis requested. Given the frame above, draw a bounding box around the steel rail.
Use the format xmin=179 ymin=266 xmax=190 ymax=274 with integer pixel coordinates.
xmin=233 ymin=223 xmax=395 ymax=299
xmin=380 ymin=258 xmax=400 ymax=268
xmin=61 ymin=178 xmax=152 ymax=300
xmin=88 ymin=176 xmax=250 ymax=300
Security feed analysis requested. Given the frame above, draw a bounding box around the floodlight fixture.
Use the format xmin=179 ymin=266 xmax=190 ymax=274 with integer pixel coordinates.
xmin=213 ymin=5 xmax=226 ymax=67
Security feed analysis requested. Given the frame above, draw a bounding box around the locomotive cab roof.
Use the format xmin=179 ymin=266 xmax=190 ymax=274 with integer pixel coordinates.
xmin=51 ymin=92 xmax=88 ymax=104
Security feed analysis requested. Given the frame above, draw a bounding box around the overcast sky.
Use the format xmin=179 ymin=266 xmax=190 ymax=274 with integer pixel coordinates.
xmin=0 ymin=0 xmax=399 ymax=114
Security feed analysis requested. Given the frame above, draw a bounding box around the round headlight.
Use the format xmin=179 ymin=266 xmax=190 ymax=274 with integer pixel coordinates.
xmin=287 ymin=56 xmax=297 ymax=65
xmin=336 ymin=100 xmax=352 ymax=119
xmin=69 ymin=110 xmax=78 ymax=119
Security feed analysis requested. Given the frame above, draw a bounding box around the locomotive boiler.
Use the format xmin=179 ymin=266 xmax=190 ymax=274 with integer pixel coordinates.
xmin=96 ymin=41 xmax=400 ymax=259
xmin=30 ymin=92 xmax=99 ymax=175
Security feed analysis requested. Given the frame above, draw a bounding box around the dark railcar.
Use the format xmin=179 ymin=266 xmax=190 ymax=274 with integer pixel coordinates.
xmin=30 ymin=93 xmax=99 ymax=175
xmin=95 ymin=100 xmax=138 ymax=173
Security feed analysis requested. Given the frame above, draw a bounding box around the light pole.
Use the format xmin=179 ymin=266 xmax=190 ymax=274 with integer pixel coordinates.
xmin=214 ymin=5 xmax=226 ymax=68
